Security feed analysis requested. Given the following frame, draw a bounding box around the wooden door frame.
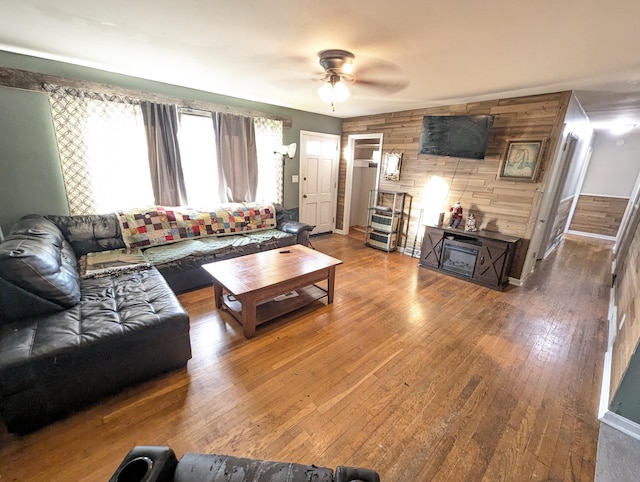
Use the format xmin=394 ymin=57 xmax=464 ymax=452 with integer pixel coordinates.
xmin=539 ymin=132 xmax=579 ymax=258
xmin=298 ymin=130 xmax=340 ymax=233
xmin=565 ymin=145 xmax=593 ymax=235
xmin=340 ymin=133 xmax=383 ymax=235
xmin=522 ymin=123 xmax=591 ymax=277
xmin=612 ymin=162 xmax=640 ymax=277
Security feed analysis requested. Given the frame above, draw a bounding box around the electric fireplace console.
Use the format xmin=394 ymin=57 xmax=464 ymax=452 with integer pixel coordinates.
xmin=419 ymin=225 xmax=520 ymax=290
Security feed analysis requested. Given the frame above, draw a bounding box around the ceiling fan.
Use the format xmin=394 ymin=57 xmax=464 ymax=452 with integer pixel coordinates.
xmin=315 ymin=49 xmax=408 ymax=111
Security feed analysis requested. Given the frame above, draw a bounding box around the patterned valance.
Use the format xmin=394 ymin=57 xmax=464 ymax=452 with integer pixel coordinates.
xmin=43 ymin=83 xmax=140 ymax=105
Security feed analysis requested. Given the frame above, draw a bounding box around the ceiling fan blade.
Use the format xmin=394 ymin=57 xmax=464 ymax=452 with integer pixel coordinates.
xmin=347 ymin=55 xmax=409 ymax=94
xmin=354 ymin=78 xmax=410 ymax=95
xmin=354 ymin=57 xmax=404 ymax=77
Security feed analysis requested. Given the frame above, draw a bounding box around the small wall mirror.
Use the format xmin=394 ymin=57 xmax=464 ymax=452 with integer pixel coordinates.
xmin=383 ymin=152 xmax=403 ymax=181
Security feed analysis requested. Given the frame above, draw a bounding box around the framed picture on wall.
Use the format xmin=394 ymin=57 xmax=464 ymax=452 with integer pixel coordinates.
xmin=383 ymin=152 xmax=403 ymax=181
xmin=498 ymin=139 xmax=545 ymax=181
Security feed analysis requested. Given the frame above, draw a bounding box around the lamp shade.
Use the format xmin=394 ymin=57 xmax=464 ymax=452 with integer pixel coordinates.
xmin=317 ymin=82 xmax=335 ymax=103
xmin=275 ymin=143 xmax=297 ymax=158
xmin=318 ymin=78 xmax=350 ymax=104
xmin=332 ymin=80 xmax=350 ymax=102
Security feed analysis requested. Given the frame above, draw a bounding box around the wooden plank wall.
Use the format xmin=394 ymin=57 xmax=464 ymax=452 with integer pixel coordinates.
xmin=546 ymin=196 xmax=574 ymax=250
xmin=612 ymin=219 xmax=640 ymax=401
xmin=569 ymin=195 xmax=629 ymax=238
xmin=339 ymin=91 xmax=572 ymax=280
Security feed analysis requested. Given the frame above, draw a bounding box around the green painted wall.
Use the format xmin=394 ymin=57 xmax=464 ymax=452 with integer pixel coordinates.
xmin=610 ymin=345 xmax=640 ymax=424
xmin=0 ymin=85 xmax=67 ymax=235
xmin=0 ymin=50 xmax=342 ymax=230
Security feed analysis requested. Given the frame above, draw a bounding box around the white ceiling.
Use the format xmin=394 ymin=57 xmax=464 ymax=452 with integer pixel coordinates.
xmin=2 ymin=0 xmax=640 ymax=129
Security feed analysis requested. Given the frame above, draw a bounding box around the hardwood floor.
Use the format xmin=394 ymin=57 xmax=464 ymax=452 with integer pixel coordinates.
xmin=0 ymin=231 xmax=611 ymax=481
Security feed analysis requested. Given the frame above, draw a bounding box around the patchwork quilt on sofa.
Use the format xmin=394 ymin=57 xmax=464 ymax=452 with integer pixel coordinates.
xmin=116 ymin=203 xmax=276 ymax=249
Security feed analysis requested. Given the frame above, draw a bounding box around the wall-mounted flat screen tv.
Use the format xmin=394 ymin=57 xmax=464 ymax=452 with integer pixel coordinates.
xmin=418 ymin=115 xmax=495 ymax=160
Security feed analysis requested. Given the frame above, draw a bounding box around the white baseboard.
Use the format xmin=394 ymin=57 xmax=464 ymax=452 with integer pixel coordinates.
xmin=600 ymin=348 xmax=613 ymax=419
xmin=565 ymin=230 xmax=616 ymax=241
xmin=600 ymin=410 xmax=640 ymax=441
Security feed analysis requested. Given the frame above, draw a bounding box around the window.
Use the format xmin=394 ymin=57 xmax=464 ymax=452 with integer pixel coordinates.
xmin=177 ymin=112 xmax=284 ymax=206
xmin=177 ymin=112 xmax=220 ymax=208
xmin=46 ymin=85 xmax=154 ymax=215
xmin=254 ymin=117 xmax=284 ymax=204
xmin=47 ymin=83 xmax=284 ymax=214
xmin=83 ymin=100 xmax=154 ymax=212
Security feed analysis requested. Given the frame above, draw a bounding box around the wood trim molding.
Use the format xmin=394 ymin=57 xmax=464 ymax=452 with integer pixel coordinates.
xmin=0 ymin=66 xmax=292 ymax=127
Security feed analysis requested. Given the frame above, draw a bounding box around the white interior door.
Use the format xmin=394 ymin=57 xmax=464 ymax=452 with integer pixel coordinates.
xmin=299 ymin=131 xmax=340 ymax=234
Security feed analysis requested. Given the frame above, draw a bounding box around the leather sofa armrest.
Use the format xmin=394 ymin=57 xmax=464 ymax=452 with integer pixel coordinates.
xmin=0 ymin=277 xmax=65 ymax=323
xmin=109 ymin=446 xmax=380 ymax=482
xmin=280 ymin=221 xmax=315 ymax=247
xmin=109 ymin=446 xmax=178 ymax=482
xmin=335 ymin=466 xmax=381 ymax=482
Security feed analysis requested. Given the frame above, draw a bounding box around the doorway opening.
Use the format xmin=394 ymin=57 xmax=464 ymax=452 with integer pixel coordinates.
xmin=343 ymin=133 xmax=383 ymax=235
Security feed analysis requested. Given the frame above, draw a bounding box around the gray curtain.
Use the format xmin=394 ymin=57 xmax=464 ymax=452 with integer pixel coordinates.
xmin=141 ymin=101 xmax=188 ymax=206
xmin=212 ymin=112 xmax=258 ymax=202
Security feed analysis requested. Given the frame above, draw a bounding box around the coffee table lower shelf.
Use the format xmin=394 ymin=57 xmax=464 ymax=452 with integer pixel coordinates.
xmin=220 ymin=284 xmax=328 ymax=329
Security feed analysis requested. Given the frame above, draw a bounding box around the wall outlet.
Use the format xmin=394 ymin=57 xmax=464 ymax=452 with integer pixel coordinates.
xmin=292 ymin=175 xmax=299 ymax=183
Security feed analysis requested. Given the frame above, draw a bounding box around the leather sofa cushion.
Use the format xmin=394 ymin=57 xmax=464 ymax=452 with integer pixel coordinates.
xmin=144 ymin=230 xmax=294 ymax=272
xmin=0 ymin=267 xmax=191 ymax=433
xmin=242 ymin=228 xmax=295 ymax=244
xmin=0 ymin=268 xmax=189 ymax=395
xmin=8 ymin=215 xmax=68 ymax=247
xmin=46 ymin=213 xmax=125 ymax=257
xmin=0 ymin=216 xmax=80 ymax=314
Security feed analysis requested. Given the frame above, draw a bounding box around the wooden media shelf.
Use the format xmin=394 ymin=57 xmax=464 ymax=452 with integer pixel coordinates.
xmin=418 ymin=225 xmax=520 ymax=290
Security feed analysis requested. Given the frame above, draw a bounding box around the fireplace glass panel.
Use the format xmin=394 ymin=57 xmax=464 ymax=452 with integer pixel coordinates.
xmin=441 ymin=241 xmax=478 ymax=278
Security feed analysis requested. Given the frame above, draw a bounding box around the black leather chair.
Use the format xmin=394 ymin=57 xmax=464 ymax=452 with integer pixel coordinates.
xmin=110 ymin=446 xmax=380 ymax=482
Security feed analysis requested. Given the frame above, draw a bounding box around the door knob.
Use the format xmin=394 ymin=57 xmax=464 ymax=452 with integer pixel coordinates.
xmin=303 ymin=194 xmax=308 ymax=198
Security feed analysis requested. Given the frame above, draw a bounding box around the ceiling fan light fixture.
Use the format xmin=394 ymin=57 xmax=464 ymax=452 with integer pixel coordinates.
xmin=317 ymin=49 xmax=355 ymax=111
xmin=318 ymin=49 xmax=355 ymax=75
xmin=318 ymin=74 xmax=350 ymax=109
xmin=317 ymin=81 xmax=335 ymax=103
xmin=333 ymin=79 xmax=350 ymax=102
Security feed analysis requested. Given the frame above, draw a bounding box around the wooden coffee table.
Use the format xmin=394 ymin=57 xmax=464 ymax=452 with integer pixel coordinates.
xmin=202 ymin=245 xmax=342 ymax=338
